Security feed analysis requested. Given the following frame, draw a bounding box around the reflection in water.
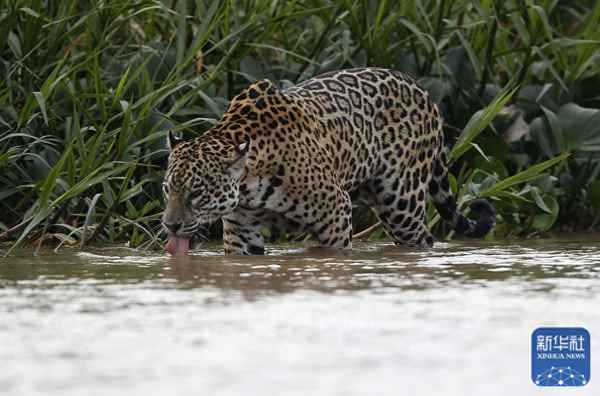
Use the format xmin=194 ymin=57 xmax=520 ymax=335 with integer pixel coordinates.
xmin=1 ymin=237 xmax=600 ymax=396
xmin=163 ymin=244 xmax=600 ymax=298
xmin=2 ymin=240 xmax=599 ymax=295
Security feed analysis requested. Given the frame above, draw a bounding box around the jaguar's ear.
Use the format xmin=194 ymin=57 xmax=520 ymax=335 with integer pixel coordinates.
xmin=167 ymin=130 xmax=183 ymax=151
xmin=257 ymin=79 xmax=279 ymax=95
xmin=247 ymin=79 xmax=279 ymax=98
xmin=235 ymin=135 xmax=251 ymax=158
xmin=227 ymin=135 xmax=251 ymax=178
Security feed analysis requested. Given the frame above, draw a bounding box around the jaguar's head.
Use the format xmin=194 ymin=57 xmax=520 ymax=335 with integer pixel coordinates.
xmin=162 ymin=132 xmax=250 ymax=255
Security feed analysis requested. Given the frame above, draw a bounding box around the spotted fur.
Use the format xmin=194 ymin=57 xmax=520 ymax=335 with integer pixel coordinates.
xmin=162 ymin=68 xmax=495 ymax=254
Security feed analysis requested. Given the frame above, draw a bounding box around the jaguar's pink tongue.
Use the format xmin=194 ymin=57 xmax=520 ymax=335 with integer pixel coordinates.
xmin=165 ymin=236 xmax=190 ymax=255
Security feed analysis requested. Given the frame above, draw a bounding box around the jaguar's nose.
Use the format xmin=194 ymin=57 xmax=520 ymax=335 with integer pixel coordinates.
xmin=164 ymin=222 xmax=182 ymax=234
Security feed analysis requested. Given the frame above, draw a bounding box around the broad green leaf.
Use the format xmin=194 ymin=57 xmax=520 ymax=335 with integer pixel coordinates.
xmin=450 ymin=87 xmax=518 ymax=162
xmin=480 ymin=153 xmax=569 ymax=198
xmin=532 ymin=196 xmax=559 ymax=231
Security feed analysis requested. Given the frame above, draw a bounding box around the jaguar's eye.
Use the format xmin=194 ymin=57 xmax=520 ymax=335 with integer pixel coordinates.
xmin=162 ymin=182 xmax=169 ymax=198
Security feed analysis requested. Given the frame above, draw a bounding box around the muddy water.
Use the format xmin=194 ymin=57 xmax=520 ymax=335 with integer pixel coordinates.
xmin=1 ymin=236 xmax=599 ymax=396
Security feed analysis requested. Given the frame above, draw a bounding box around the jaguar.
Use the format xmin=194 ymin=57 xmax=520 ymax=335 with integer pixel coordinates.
xmin=162 ymin=67 xmax=495 ymax=255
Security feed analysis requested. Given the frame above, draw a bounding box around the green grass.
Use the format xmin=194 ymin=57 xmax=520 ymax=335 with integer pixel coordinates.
xmin=1 ymin=0 xmax=600 ymax=253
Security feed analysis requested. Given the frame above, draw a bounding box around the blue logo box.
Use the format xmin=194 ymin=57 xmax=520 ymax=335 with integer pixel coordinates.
xmin=532 ymin=327 xmax=590 ymax=386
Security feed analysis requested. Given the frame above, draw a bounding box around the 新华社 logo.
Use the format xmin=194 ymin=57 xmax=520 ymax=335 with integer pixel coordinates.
xmin=531 ymin=327 xmax=590 ymax=386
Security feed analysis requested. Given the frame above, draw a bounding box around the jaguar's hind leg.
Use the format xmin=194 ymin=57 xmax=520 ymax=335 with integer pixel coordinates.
xmin=368 ymin=169 xmax=434 ymax=248
xmin=308 ymin=186 xmax=353 ymax=250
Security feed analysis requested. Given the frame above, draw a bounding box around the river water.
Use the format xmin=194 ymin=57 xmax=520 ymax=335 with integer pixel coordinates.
xmin=1 ymin=236 xmax=599 ymax=395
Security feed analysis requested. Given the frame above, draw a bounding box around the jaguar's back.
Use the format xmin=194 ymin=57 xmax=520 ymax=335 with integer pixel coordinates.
xmin=286 ymin=68 xmax=443 ymax=192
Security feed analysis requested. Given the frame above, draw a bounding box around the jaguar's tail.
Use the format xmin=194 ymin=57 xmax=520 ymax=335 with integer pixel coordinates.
xmin=429 ymin=151 xmax=496 ymax=238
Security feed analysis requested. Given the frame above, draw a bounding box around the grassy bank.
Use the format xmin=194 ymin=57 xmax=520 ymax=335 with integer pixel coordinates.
xmin=1 ymin=0 xmax=600 ymax=252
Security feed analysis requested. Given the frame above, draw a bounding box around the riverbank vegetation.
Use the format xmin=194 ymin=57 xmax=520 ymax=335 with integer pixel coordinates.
xmin=1 ymin=0 xmax=599 ymax=252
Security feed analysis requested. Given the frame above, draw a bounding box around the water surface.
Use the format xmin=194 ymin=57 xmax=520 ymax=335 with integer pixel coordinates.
xmin=1 ymin=236 xmax=600 ymax=395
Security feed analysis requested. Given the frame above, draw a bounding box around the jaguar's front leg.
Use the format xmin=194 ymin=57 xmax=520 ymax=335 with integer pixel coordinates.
xmin=222 ymin=210 xmax=265 ymax=255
